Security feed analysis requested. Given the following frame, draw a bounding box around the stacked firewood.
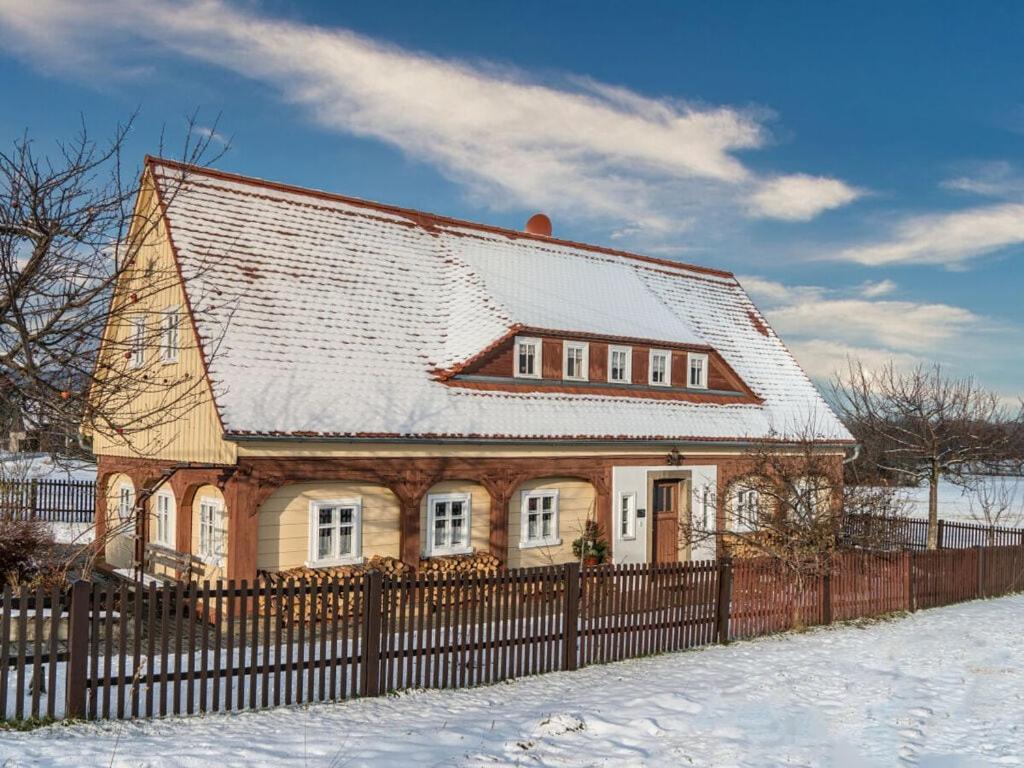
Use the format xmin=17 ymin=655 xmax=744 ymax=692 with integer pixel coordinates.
xmin=416 ymin=552 xmax=501 ymax=577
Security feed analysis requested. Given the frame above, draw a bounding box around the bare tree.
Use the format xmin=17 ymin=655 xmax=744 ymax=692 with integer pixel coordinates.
xmin=963 ymin=476 xmax=1024 ymax=530
xmin=0 ymin=113 xmax=228 ymax=460
xmin=832 ymin=361 xmax=1024 ymax=549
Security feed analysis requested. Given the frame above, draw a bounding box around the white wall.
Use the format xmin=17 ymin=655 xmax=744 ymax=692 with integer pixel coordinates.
xmin=611 ymin=464 xmax=717 ymax=563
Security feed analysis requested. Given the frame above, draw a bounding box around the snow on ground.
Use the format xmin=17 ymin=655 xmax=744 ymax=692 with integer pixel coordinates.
xmin=4 ymin=595 xmax=1024 ymax=767
xmin=0 ymin=452 xmax=96 ymax=482
xmin=48 ymin=520 xmax=94 ymax=544
xmin=899 ymin=475 xmax=1024 ymax=524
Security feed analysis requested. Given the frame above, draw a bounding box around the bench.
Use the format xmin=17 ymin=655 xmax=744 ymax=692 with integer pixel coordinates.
xmin=144 ymin=543 xmax=206 ymax=583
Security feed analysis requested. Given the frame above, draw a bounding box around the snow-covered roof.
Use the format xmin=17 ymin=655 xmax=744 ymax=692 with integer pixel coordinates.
xmin=150 ymin=159 xmax=852 ymax=444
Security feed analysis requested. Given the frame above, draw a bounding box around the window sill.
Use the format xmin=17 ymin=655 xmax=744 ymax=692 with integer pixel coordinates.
xmin=305 ymin=556 xmax=364 ymax=569
xmin=423 ymin=547 xmax=474 ymax=558
xmin=518 ymin=538 xmax=562 ymax=550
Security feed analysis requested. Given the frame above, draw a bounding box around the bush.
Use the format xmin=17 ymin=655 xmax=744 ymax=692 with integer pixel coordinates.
xmin=0 ymin=517 xmax=56 ymax=585
xmin=572 ymin=520 xmax=609 ymax=563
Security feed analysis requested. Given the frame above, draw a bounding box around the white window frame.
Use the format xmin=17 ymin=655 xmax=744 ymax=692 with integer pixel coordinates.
xmin=159 ymin=306 xmax=180 ymax=363
xmin=608 ymin=345 xmax=632 ymax=384
xmin=130 ymin=315 xmax=146 ymax=369
xmin=519 ymin=489 xmax=561 ymax=548
xmin=307 ymin=498 xmax=363 ymax=568
xmin=513 ymin=336 xmax=541 ymax=379
xmin=198 ymin=496 xmax=225 ymax=566
xmin=730 ymin=485 xmax=760 ymax=533
xmin=117 ymin=485 xmax=134 ymax=522
xmin=562 ymin=342 xmax=589 ymax=381
xmin=688 ymin=352 xmax=708 ymax=389
xmin=649 ymin=349 xmax=670 ymax=387
xmin=618 ymin=492 xmax=637 ymax=541
xmin=425 ymin=492 xmax=473 ymax=557
xmin=154 ymin=491 xmax=175 ymax=548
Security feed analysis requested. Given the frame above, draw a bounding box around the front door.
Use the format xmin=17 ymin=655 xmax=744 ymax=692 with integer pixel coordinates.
xmin=651 ymin=479 xmax=680 ymax=563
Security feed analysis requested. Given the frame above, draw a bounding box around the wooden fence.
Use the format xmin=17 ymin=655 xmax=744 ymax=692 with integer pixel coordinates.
xmin=0 ymin=479 xmax=95 ymax=523
xmin=841 ymin=513 xmax=1024 ymax=551
xmin=3 ymin=545 xmax=1023 ymax=723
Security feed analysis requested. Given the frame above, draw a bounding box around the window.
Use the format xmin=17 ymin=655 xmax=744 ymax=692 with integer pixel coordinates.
xmin=649 ymin=350 xmax=670 ymax=386
xmin=198 ymin=498 xmax=224 ymax=564
xmin=608 ymin=346 xmax=632 ymax=383
xmin=514 ymin=336 xmax=541 ymax=379
xmin=688 ymin=352 xmax=708 ymax=389
xmin=130 ymin=316 xmax=146 ymax=369
xmin=160 ymin=307 xmax=180 ymax=363
xmin=563 ymin=342 xmax=589 ymax=381
xmin=426 ymin=493 xmax=472 ymax=556
xmin=619 ymin=492 xmax=636 ymax=540
xmin=730 ymin=485 xmax=760 ymax=533
xmin=154 ymin=491 xmax=175 ymax=547
xmin=117 ymin=485 xmax=134 ymax=522
xmin=308 ymin=499 xmax=362 ymax=567
xmin=520 ymin=490 xmax=560 ymax=547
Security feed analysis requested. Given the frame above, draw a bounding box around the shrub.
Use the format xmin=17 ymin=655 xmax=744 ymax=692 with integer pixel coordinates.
xmin=572 ymin=520 xmax=609 ymax=563
xmin=0 ymin=517 xmax=55 ymax=585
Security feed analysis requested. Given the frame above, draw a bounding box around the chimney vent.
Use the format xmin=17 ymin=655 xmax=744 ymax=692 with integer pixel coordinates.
xmin=525 ymin=213 xmax=552 ymax=237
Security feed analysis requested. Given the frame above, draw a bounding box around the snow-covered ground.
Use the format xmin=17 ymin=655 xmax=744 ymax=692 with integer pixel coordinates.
xmin=899 ymin=475 xmax=1024 ymax=524
xmin=3 ymin=594 xmax=1023 ymax=767
xmin=0 ymin=452 xmax=96 ymax=482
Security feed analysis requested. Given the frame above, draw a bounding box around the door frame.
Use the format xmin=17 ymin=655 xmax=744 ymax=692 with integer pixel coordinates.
xmin=646 ymin=470 xmax=691 ymax=564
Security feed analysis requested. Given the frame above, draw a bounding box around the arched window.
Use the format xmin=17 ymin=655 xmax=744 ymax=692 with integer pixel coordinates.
xmin=789 ymin=476 xmax=833 ymax=521
xmin=727 ymin=477 xmax=770 ymax=533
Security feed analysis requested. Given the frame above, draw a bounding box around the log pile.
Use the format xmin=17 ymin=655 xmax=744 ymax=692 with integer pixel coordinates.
xmin=416 ymin=552 xmax=501 ymax=578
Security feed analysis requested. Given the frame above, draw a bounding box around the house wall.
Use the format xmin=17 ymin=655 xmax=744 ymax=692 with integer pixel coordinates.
xmin=89 ymin=174 xmax=235 ymax=465
xmin=104 ymin=472 xmax=135 ymax=570
xmin=191 ymin=484 xmax=228 ymax=582
xmin=146 ymin=488 xmax=179 ymax=579
xmin=419 ymin=481 xmax=490 ymax=558
xmin=257 ymin=482 xmax=402 ymax=571
xmin=506 ymin=477 xmax=595 ymax=569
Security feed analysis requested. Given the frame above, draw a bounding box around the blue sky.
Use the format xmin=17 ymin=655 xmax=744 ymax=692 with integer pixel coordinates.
xmin=1 ymin=1 xmax=1022 ymax=398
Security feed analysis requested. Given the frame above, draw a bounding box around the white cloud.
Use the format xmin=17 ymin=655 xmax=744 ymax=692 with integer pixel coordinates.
xmin=859 ymin=279 xmax=896 ymax=298
xmin=0 ymin=0 xmax=861 ymax=240
xmin=748 ymin=174 xmax=863 ymax=221
xmin=786 ymin=339 xmax=921 ymax=382
xmin=940 ymin=160 xmax=1024 ymax=198
xmin=837 ymin=203 xmax=1024 ymax=267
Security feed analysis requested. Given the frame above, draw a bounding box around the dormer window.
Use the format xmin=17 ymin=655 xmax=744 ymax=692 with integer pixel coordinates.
xmin=514 ymin=336 xmax=541 ymax=379
xmin=608 ymin=346 xmax=632 ymax=384
xmin=649 ymin=350 xmax=670 ymax=386
xmin=563 ymin=342 xmax=589 ymax=381
xmin=688 ymin=352 xmax=708 ymax=389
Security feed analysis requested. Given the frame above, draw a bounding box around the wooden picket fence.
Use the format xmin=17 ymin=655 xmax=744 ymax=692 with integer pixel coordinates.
xmin=841 ymin=513 xmax=1024 ymax=551
xmin=0 ymin=479 xmax=95 ymax=523
xmin=3 ymin=545 xmax=1024 ymax=723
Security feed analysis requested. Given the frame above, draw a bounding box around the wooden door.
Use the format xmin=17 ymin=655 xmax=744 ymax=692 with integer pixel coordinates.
xmin=651 ymin=480 xmax=679 ymax=563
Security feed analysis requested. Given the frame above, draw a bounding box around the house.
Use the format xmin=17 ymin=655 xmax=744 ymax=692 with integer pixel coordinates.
xmin=90 ymin=157 xmax=854 ymax=582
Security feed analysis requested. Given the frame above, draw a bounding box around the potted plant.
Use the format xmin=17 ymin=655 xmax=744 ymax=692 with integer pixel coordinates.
xmin=572 ymin=520 xmax=608 ymax=566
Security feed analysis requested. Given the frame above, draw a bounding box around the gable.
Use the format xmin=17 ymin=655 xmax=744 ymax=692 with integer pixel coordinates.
xmin=147 ymin=159 xmax=852 ymax=444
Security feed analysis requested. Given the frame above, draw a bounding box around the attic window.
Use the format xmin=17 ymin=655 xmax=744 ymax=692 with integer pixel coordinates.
xmin=514 ymin=336 xmax=541 ymax=379
xmin=130 ymin=315 xmax=146 ymax=369
xmin=160 ymin=307 xmax=180 ymax=363
xmin=563 ymin=342 xmax=588 ymax=381
xmin=688 ymin=352 xmax=708 ymax=389
xmin=649 ymin=350 xmax=670 ymax=387
xmin=608 ymin=346 xmax=632 ymax=384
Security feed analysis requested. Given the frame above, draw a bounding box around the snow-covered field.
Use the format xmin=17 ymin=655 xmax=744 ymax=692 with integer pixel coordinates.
xmin=899 ymin=475 xmax=1024 ymax=524
xmin=3 ymin=594 xmax=1023 ymax=767
xmin=0 ymin=452 xmax=96 ymax=482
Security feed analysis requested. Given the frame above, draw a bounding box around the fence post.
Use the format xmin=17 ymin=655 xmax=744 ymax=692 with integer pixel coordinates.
xmin=562 ymin=562 xmax=580 ymax=672
xmin=29 ymin=479 xmax=39 ymax=520
xmin=715 ymin=557 xmax=732 ymax=644
xmin=359 ymin=570 xmax=383 ymax=698
xmin=65 ymin=579 xmax=91 ymax=719
xmin=976 ymin=546 xmax=986 ymax=599
xmin=936 ymin=519 xmax=945 ymax=550
xmin=821 ymin=570 xmax=832 ymax=626
xmin=905 ymin=551 xmax=915 ymax=612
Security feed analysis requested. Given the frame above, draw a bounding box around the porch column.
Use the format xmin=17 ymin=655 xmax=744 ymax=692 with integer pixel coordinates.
xmin=225 ymin=470 xmax=284 ymax=583
xmin=389 ymin=474 xmax=434 ymax=570
xmin=591 ymin=471 xmax=613 ymax=543
xmin=481 ymin=471 xmax=525 ymax=567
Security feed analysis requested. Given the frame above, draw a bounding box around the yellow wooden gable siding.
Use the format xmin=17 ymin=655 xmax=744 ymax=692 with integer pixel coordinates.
xmin=90 ymin=173 xmax=235 ymax=465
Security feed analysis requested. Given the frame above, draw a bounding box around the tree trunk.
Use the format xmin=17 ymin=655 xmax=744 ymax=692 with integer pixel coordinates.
xmin=926 ymin=465 xmax=940 ymax=550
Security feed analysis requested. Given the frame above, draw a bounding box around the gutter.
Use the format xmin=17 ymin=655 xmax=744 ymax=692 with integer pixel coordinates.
xmin=842 ymin=444 xmax=862 ymax=464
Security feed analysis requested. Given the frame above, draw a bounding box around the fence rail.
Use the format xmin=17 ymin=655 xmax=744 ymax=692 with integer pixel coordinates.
xmin=0 ymin=479 xmax=95 ymax=523
xmin=3 ymin=543 xmax=1024 ymax=723
xmin=841 ymin=512 xmax=1024 ymax=551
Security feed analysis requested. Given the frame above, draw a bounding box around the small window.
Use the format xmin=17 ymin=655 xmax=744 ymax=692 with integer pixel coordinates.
xmin=608 ymin=345 xmax=632 ymax=384
xmin=619 ymin=492 xmax=636 ymax=540
xmin=563 ymin=342 xmax=589 ymax=381
xmin=520 ymin=490 xmax=560 ymax=547
xmin=160 ymin=307 xmax=180 ymax=363
xmin=308 ymin=499 xmax=362 ymax=567
xmin=130 ymin=316 xmax=146 ymax=369
xmin=198 ymin=497 xmax=225 ymax=564
xmin=731 ymin=485 xmax=760 ymax=533
xmin=649 ymin=350 xmax=670 ymax=386
xmin=117 ymin=485 xmax=134 ymax=522
xmin=154 ymin=491 xmax=175 ymax=547
xmin=514 ymin=337 xmax=541 ymax=379
xmin=688 ymin=353 xmax=708 ymax=389
xmin=426 ymin=493 xmax=472 ymax=557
